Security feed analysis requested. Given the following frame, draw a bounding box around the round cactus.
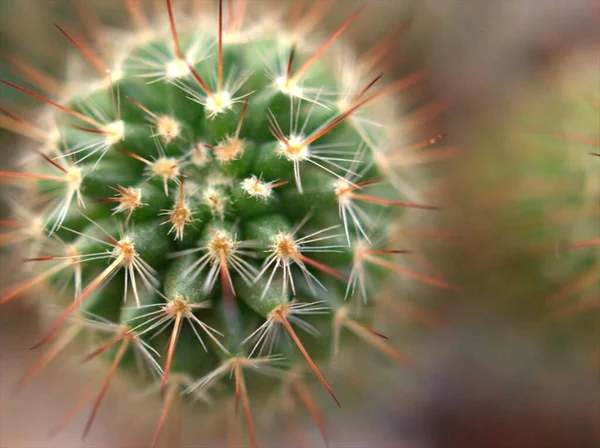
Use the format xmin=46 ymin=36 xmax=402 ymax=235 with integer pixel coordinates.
xmin=0 ymin=1 xmax=451 ymax=445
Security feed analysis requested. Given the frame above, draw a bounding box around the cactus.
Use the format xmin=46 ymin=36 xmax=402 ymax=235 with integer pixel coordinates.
xmin=0 ymin=1 xmax=451 ymax=445
xmin=536 ymin=48 xmax=599 ymax=352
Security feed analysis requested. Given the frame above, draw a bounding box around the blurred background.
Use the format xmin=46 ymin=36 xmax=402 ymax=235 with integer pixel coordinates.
xmin=1 ymin=1 xmax=598 ymax=447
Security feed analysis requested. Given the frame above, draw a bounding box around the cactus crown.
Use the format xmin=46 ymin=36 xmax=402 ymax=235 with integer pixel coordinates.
xmin=0 ymin=1 xmax=448 ymax=445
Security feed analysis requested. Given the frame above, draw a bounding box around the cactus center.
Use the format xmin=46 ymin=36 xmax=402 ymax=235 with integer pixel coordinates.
xmin=165 ymin=295 xmax=192 ymax=316
xmin=156 ymin=116 xmax=181 ymax=143
xmin=334 ymin=179 xmax=353 ymax=204
xmin=241 ymin=176 xmax=272 ymax=200
xmin=215 ymin=136 xmax=244 ymax=162
xmin=205 ymin=91 xmax=232 ymax=117
xmin=64 ymin=244 xmax=80 ymax=264
xmin=103 ymin=120 xmax=125 ymax=144
xmin=191 ymin=143 xmax=208 ymax=167
xmin=151 ymin=157 xmax=179 ymax=181
xmin=271 ymin=233 xmax=299 ymax=262
xmin=65 ymin=166 xmax=83 ymax=189
xmin=203 ymin=187 xmax=225 ymax=217
xmin=168 ymin=200 xmax=193 ymax=240
xmin=114 ymin=237 xmax=136 ymax=265
xmin=166 ymin=59 xmax=190 ymax=79
xmin=275 ymin=76 xmax=302 ymax=97
xmin=279 ymin=135 xmax=309 ymax=161
xmin=208 ymin=230 xmax=238 ymax=259
xmin=115 ymin=187 xmax=143 ymax=216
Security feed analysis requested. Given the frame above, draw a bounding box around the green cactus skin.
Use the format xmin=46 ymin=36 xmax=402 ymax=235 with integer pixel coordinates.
xmin=0 ymin=1 xmax=451 ymax=445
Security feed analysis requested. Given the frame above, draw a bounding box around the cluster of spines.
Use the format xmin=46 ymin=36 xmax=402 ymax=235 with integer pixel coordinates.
xmin=0 ymin=0 xmax=455 ymax=446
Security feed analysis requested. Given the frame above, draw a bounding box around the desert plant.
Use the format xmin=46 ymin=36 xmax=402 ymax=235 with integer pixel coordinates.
xmin=0 ymin=1 xmax=451 ymax=445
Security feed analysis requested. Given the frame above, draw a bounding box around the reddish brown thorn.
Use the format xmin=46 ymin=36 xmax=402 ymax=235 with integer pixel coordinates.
xmin=72 ymin=125 xmax=109 ymax=135
xmin=0 ymin=261 xmax=70 ymax=306
xmin=294 ymin=381 xmax=329 ymax=446
xmin=203 ymin=144 xmax=217 ymax=151
xmin=167 ymin=393 xmax=182 ymax=448
xmin=54 ymin=24 xmax=106 ymax=75
xmin=343 ymin=179 xmax=382 ymax=193
xmin=305 ymin=71 xmax=426 ymax=148
xmin=119 ymin=148 xmax=150 ymax=165
xmin=268 ymin=122 xmax=287 ymax=143
xmin=546 ymin=267 xmax=597 ymax=305
xmin=219 ymin=257 xmax=237 ymax=309
xmin=294 ymin=253 xmax=345 ymax=281
xmin=352 ymin=73 xmax=383 ymax=102
xmin=36 ymin=149 xmax=68 ymax=174
xmin=290 ymin=5 xmax=365 ymax=84
xmin=23 ymin=256 xmax=63 ymax=262
xmin=218 ymin=0 xmax=224 ymax=92
xmin=294 ymin=0 xmax=334 ymax=36
xmin=151 ymin=382 xmax=178 ymax=448
xmin=404 ymin=133 xmax=449 ymax=152
xmin=2 ymin=53 xmax=61 ymax=94
xmin=31 ymin=257 xmax=123 ymax=350
xmin=348 ymin=193 xmax=439 ymax=210
xmin=402 ymin=95 xmax=453 ymax=132
xmin=360 ymin=18 xmax=412 ymax=72
xmin=362 ymin=326 xmax=388 ymax=340
xmin=0 ymin=219 xmax=20 ymax=228
xmin=290 ymin=0 xmax=305 ymax=24
xmin=0 ymin=171 xmax=64 ymax=182
xmin=367 ymin=256 xmax=456 ymax=291
xmin=271 ymin=180 xmax=289 ymax=189
xmin=125 ymin=0 xmax=149 ymax=29
xmin=16 ymin=328 xmax=77 ymax=391
xmin=345 ymin=319 xmax=409 ymax=365
xmin=276 ymin=309 xmax=340 ymax=407
xmin=367 ymin=249 xmax=410 ymax=256
xmin=185 ymin=60 xmax=215 ymax=98
xmin=362 ymin=71 xmax=429 ymax=104
xmin=83 ymin=332 xmax=127 ymax=363
xmin=286 ymin=42 xmax=297 ymax=83
xmin=234 ymin=362 xmax=241 ymax=413
xmin=125 ymin=96 xmax=157 ymax=119
xmin=0 ymin=113 xmax=48 ymax=143
xmin=235 ymin=364 xmax=257 ymax=448
xmin=235 ymin=100 xmax=249 ymax=137
xmin=161 ymin=312 xmax=183 ymax=397
xmin=234 ymin=0 xmax=249 ymax=30
xmin=69 ymin=0 xmax=103 ymax=41
xmin=0 ymin=79 xmax=103 ymax=128
xmin=49 ymin=384 xmax=95 ymax=437
xmin=227 ymin=0 xmax=234 ymax=31
xmin=558 ymin=238 xmax=600 ymax=250
xmin=0 ymin=108 xmax=23 ymax=122
xmin=95 ymin=197 xmax=121 ymax=204
xmin=83 ymin=338 xmax=130 ymax=439
xmin=591 ymin=153 xmax=600 ymax=157
xmin=165 ymin=0 xmax=182 ymax=59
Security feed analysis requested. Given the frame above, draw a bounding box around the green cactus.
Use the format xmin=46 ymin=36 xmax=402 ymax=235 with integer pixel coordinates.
xmin=0 ymin=1 xmax=451 ymax=445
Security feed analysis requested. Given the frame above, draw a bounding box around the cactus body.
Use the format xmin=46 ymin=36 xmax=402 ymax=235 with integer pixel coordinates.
xmin=0 ymin=1 xmax=448 ymax=445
